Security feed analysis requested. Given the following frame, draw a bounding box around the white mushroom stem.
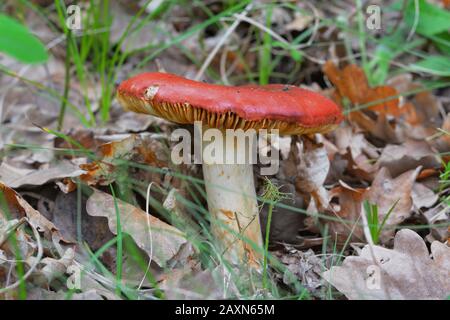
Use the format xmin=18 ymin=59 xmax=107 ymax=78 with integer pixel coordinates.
xmin=201 ymin=129 xmax=263 ymax=269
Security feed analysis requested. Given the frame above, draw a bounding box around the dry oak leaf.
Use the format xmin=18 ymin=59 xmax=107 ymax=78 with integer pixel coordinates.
xmin=0 ymin=160 xmax=85 ymax=188
xmin=377 ymin=139 xmax=440 ymax=177
xmin=316 ymin=167 xmax=419 ymax=245
xmin=323 ymin=61 xmax=401 ymax=116
xmin=348 ymin=112 xmax=405 ymax=143
xmin=0 ymin=182 xmax=62 ymax=241
xmin=323 ymin=229 xmax=450 ymax=300
xmin=364 ymin=167 xmax=420 ymax=243
xmin=86 ymin=189 xmax=186 ymax=267
xmin=323 ymin=185 xmax=366 ymax=244
xmin=80 ymin=134 xmax=168 ymax=186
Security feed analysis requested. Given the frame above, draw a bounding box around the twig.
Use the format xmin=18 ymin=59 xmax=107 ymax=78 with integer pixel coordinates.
xmin=57 ymin=29 xmax=72 ymax=131
xmin=137 ymin=182 xmax=154 ymax=290
xmin=194 ymin=3 xmax=253 ymax=81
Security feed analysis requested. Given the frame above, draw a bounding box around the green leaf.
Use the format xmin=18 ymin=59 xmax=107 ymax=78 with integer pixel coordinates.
xmin=289 ymin=49 xmax=302 ymax=62
xmin=410 ymin=55 xmax=450 ymax=76
xmin=0 ymin=14 xmax=48 ymax=64
xmin=272 ymin=41 xmax=303 ymax=62
xmin=429 ymin=32 xmax=450 ymax=55
xmin=404 ymin=0 xmax=450 ymax=36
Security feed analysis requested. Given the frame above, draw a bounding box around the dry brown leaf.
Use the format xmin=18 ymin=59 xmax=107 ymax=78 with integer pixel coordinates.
xmin=80 ymin=134 xmax=168 ymax=186
xmin=348 ymin=112 xmax=404 ymax=143
xmin=315 ymin=167 xmax=420 ymax=245
xmin=27 ymin=288 xmax=104 ymax=300
xmin=0 ymin=160 xmax=85 ymax=188
xmin=295 ymin=138 xmax=330 ymax=195
xmin=377 ymin=139 xmax=440 ymax=177
xmin=281 ymin=137 xmax=330 ymax=211
xmin=323 ymin=61 xmax=401 ymax=116
xmin=160 ymin=265 xmax=237 ymax=299
xmin=0 ymin=182 xmax=61 ymax=241
xmin=323 ymin=229 xmax=450 ymax=300
xmin=273 ymin=247 xmax=325 ymax=296
xmin=334 ymin=127 xmax=378 ymax=158
xmin=323 ymin=185 xmax=366 ymax=244
xmin=30 ymin=248 xmax=75 ymax=286
xmin=423 ymin=202 xmax=450 ymax=243
xmin=434 ymin=113 xmax=450 ymax=160
xmin=364 ymin=167 xmax=420 ymax=242
xmin=50 ymin=191 xmax=114 ymax=249
xmin=412 ymin=182 xmax=439 ymax=209
xmin=86 ymin=189 xmax=187 ymax=267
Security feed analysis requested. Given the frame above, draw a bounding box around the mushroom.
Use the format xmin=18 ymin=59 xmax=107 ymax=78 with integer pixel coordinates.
xmin=117 ymin=72 xmax=343 ymax=270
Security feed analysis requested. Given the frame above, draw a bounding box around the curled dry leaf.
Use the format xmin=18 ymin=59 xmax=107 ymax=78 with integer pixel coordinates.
xmin=273 ymin=247 xmax=325 ymax=296
xmin=86 ymin=189 xmax=187 ymax=267
xmin=313 ymin=167 xmax=420 ymax=245
xmin=322 ymin=185 xmax=366 ymax=244
xmin=333 ymin=127 xmax=379 ymax=182
xmin=282 ymin=137 xmax=330 ymax=210
xmin=334 ymin=127 xmax=379 ymax=158
xmin=0 ymin=182 xmax=62 ymax=241
xmin=80 ymin=134 xmax=168 ymax=186
xmin=323 ymin=229 xmax=450 ymax=300
xmin=422 ymin=202 xmax=450 ymax=243
xmin=0 ymin=160 xmax=85 ymax=188
xmin=295 ymin=138 xmax=330 ymax=194
xmin=30 ymin=248 xmax=75 ymax=286
xmin=411 ymin=182 xmax=439 ymax=210
xmin=377 ymin=139 xmax=440 ymax=177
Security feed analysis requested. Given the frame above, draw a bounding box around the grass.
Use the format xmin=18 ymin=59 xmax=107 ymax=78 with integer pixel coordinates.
xmin=0 ymin=0 xmax=449 ymax=300
xmin=363 ymin=199 xmax=399 ymax=245
xmin=0 ymin=193 xmax=27 ymax=299
xmin=260 ymin=178 xmax=291 ymax=290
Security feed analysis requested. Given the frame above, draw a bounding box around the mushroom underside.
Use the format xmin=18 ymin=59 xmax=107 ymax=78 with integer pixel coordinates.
xmin=118 ymin=94 xmax=338 ymax=136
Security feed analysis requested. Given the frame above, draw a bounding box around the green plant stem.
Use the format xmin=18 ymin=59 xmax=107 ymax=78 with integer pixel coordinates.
xmin=0 ymin=193 xmax=27 ymax=299
xmin=109 ymin=185 xmax=123 ymax=296
xmin=262 ymin=202 xmax=274 ymax=289
xmin=57 ymin=29 xmax=71 ymax=131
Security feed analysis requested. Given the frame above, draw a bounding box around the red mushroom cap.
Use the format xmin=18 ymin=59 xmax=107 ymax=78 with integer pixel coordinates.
xmin=117 ymin=72 xmax=343 ymax=135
